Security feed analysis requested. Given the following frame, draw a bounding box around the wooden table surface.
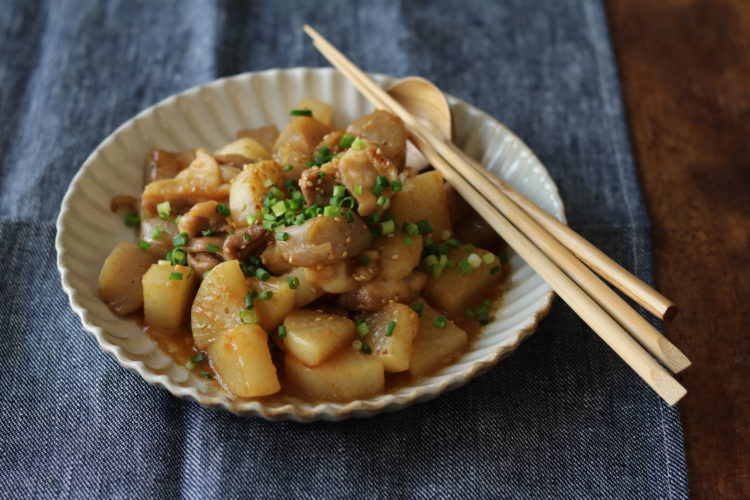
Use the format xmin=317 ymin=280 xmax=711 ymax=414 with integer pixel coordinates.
xmin=606 ymin=1 xmax=750 ymax=498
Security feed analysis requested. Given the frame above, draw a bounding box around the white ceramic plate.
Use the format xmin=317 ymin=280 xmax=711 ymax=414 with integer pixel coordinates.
xmin=56 ymin=67 xmax=564 ymax=422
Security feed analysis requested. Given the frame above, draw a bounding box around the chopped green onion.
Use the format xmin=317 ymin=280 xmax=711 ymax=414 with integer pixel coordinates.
xmin=173 ymin=232 xmax=188 ymax=247
xmin=360 ymin=341 xmax=372 ymax=355
xmin=283 ymin=164 xmax=294 ymax=172
xmin=272 ymin=200 xmax=287 ymax=216
xmin=483 ymin=253 xmax=496 ymax=264
xmin=390 ymin=179 xmax=402 ymax=192
xmin=434 ymin=315 xmax=447 ymax=329
xmin=158 ymin=259 xmax=170 ymax=265
xmin=352 ymin=339 xmax=363 ymax=350
xmin=404 ymin=223 xmax=419 ymax=237
xmin=239 ymin=310 xmax=259 ymax=324
xmin=338 ymin=196 xmax=356 ymax=210
xmin=275 ymin=231 xmax=289 ymax=241
xmin=278 ymin=325 xmax=288 ymax=338
xmin=385 ymin=321 xmax=396 ymax=337
xmin=216 ymin=203 xmax=230 ymax=217
xmin=354 ymin=184 xmax=363 ymax=195
xmin=369 ymin=210 xmax=382 ymax=224
xmin=139 ymin=240 xmax=151 ymax=251
xmin=356 ymin=322 xmax=370 ymax=337
xmin=404 ymin=237 xmax=413 ymax=246
xmin=244 ymin=292 xmax=255 ymax=309
xmin=424 ymin=255 xmax=439 ymax=268
xmin=464 ymin=243 xmax=477 ymax=252
xmin=174 ymin=215 xmax=182 ymax=224
xmin=459 ymin=258 xmax=472 ymax=275
xmin=167 ymin=248 xmax=187 ymax=266
xmin=375 ymin=176 xmax=389 ymax=187
xmin=124 ymin=211 xmax=140 ymax=228
xmin=169 ymin=271 xmax=183 ymax=280
xmin=286 ymin=276 xmax=300 ymax=290
xmin=376 ymin=195 xmax=388 ymax=207
xmin=157 ymin=201 xmax=171 ymax=221
xmin=339 ymin=133 xmax=355 ymax=148
xmin=380 ymin=219 xmax=395 ymax=235
xmin=199 ymin=371 xmax=213 ymax=379
xmin=290 ymin=109 xmax=313 ymax=116
xmin=207 ymin=243 xmax=219 ymax=252
xmin=447 ymin=238 xmax=461 ymax=248
xmin=318 ymin=171 xmax=327 ymax=179
xmin=464 ymin=309 xmax=476 ymax=318
xmin=490 ymin=266 xmax=501 ymax=275
xmin=323 ymin=205 xmax=339 ymax=217
xmin=431 ymin=266 xmax=443 ymax=278
xmin=441 ymin=230 xmax=452 ymax=240
xmin=359 ymin=254 xmax=371 ymax=266
xmin=258 ymin=290 xmax=273 ymax=301
xmin=477 ymin=312 xmax=490 ymax=325
xmin=412 ymin=302 xmax=425 ymax=317
xmin=332 ymin=185 xmax=346 ymax=197
xmin=247 ymin=214 xmax=257 ymax=225
xmin=416 ymin=219 xmax=433 ymax=235
xmin=351 ymin=138 xmax=365 ymax=150
xmin=255 ymin=268 xmax=270 ymax=281
xmin=201 ymin=227 xmax=213 ymax=237
xmin=263 ymin=179 xmax=274 ymax=188
xmin=372 ymin=184 xmax=384 ymax=196
xmin=468 ymin=253 xmax=482 ymax=268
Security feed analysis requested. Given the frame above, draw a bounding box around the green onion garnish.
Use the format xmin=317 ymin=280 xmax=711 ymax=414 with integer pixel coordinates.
xmin=173 ymin=232 xmax=188 ymax=247
xmin=482 ymin=253 xmax=496 ymax=264
xmin=258 ymin=290 xmax=273 ymax=301
xmin=239 ymin=310 xmax=259 ymax=324
xmin=275 ymin=231 xmax=289 ymax=241
xmin=434 ymin=315 xmax=447 ymax=329
xmin=283 ymin=164 xmax=294 ymax=172
xmin=490 ymin=266 xmax=501 ymax=274
xmin=139 ymin=240 xmax=151 ymax=251
xmin=287 ymin=276 xmax=300 ymax=289
xmin=156 ymin=201 xmax=171 ymax=221
xmin=207 ymin=243 xmax=219 ymax=252
xmin=323 ymin=205 xmax=339 ymax=217
xmin=278 ymin=325 xmax=288 ymax=338
xmin=404 ymin=237 xmax=412 ymax=246
xmin=332 ymin=185 xmax=346 ymax=197
xmin=412 ymin=302 xmax=424 ymax=317
xmin=124 ymin=211 xmax=140 ymax=228
xmin=244 ymin=292 xmax=255 ymax=309
xmin=201 ymin=227 xmax=214 ymax=237
xmin=290 ymin=109 xmax=313 ymax=116
xmin=255 ymin=268 xmax=270 ymax=281
xmin=356 ymin=322 xmax=369 ymax=337
xmin=416 ymin=219 xmax=432 ymax=235
xmin=385 ymin=321 xmax=396 ymax=337
xmin=352 ymin=339 xmax=363 ymax=350
xmin=216 ymin=203 xmax=230 ymax=217
xmin=459 ymin=258 xmax=472 ymax=275
xmin=199 ymin=371 xmax=213 ymax=379
xmin=169 ymin=271 xmax=183 ymax=280
xmin=150 ymin=227 xmax=162 ymax=240
xmin=390 ymin=179 xmax=402 ymax=192
xmin=263 ymin=179 xmax=274 ymax=188
xmin=354 ymin=184 xmax=363 ymax=195
xmin=447 ymin=238 xmax=461 ymax=248
xmin=372 ymin=184 xmax=384 ymax=196
xmin=360 ymin=341 xmax=372 ymax=354
xmin=464 ymin=309 xmax=476 ymax=318
xmin=380 ymin=219 xmax=395 ymax=235
xmin=404 ymin=223 xmax=419 ymax=237
xmin=359 ymin=254 xmax=371 ymax=266
xmin=351 ymin=138 xmax=365 ymax=150
xmin=271 ymin=200 xmax=287 ymax=216
xmin=247 ymin=214 xmax=257 ymax=225
xmin=424 ymin=255 xmax=439 ymax=268
xmin=376 ymin=195 xmax=388 ymax=207
xmin=339 ymin=133 xmax=355 ymax=148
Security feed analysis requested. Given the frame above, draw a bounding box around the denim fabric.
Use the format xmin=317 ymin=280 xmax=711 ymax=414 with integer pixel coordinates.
xmin=0 ymin=0 xmax=688 ymax=498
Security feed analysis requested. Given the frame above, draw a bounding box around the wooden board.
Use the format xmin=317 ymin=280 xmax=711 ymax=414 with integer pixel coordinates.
xmin=606 ymin=1 xmax=750 ymax=498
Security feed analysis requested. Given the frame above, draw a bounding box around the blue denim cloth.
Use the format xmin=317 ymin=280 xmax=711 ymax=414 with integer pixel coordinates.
xmin=0 ymin=0 xmax=689 ymax=498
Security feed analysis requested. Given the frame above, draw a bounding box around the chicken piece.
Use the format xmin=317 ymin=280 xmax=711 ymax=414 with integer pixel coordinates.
xmin=346 ymin=110 xmax=407 ymax=170
xmin=177 ymin=200 xmax=230 ymax=237
xmin=273 ymin=116 xmax=331 ymax=180
xmin=141 ymin=149 xmax=228 ymax=217
xmin=237 ymin=125 xmax=280 ymax=152
xmin=260 ymin=242 xmax=294 ymax=275
xmin=338 ymin=272 xmax=428 ymax=311
xmin=185 ymin=236 xmax=225 ymax=254
xmin=229 ymin=160 xmax=285 ymax=228
xmin=140 ymin=217 xmax=179 ymax=259
xmin=143 ymin=149 xmax=196 ymax=185
xmin=314 ymin=130 xmax=345 ymax=156
xmin=188 ymin=252 xmax=223 ymax=277
xmin=337 ymin=143 xmax=399 ymax=216
xmin=222 ymin=224 xmax=268 ymax=261
xmin=273 ymin=214 xmax=372 ymax=268
xmin=298 ymin=160 xmax=338 ymax=206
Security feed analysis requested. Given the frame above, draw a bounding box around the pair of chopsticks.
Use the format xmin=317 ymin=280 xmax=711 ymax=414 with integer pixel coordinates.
xmin=303 ymin=26 xmax=689 ymax=405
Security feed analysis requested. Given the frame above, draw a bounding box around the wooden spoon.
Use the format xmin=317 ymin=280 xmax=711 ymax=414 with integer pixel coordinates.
xmin=386 ymin=77 xmax=680 ymax=324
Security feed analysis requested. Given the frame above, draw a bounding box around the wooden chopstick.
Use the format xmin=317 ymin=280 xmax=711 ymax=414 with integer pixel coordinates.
xmin=303 ymin=25 xmax=688 ymax=404
xmin=446 ymin=142 xmax=678 ymax=321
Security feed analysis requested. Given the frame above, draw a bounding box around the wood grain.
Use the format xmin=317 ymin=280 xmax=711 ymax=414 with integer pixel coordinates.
xmin=607 ymin=1 xmax=750 ymax=498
